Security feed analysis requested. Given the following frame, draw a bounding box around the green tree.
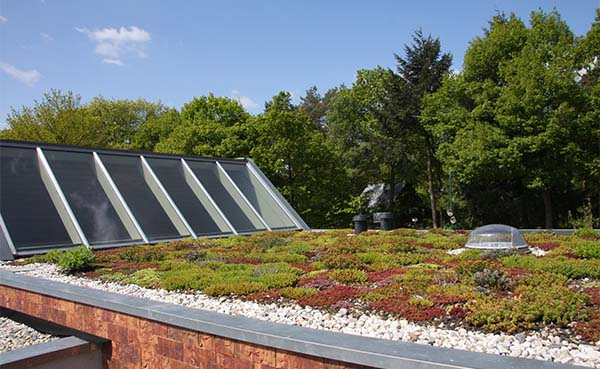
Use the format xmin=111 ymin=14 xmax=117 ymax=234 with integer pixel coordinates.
xmin=423 ymin=10 xmax=587 ymax=228
xmin=155 ymin=94 xmax=251 ymax=158
xmin=251 ymin=92 xmax=349 ymax=227
xmin=395 ymin=30 xmax=452 ymax=227
xmin=130 ymin=108 xmax=182 ymax=152
xmin=1 ymin=89 xmax=108 ymax=147
xmin=300 ymin=85 xmax=339 ymax=130
xmin=87 ymin=97 xmax=168 ymax=148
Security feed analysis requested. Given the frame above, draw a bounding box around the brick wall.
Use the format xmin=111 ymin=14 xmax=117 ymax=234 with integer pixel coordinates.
xmin=0 ymin=286 xmax=372 ymax=369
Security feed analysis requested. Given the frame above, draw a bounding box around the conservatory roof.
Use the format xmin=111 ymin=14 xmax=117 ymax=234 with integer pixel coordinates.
xmin=0 ymin=140 xmax=308 ymax=260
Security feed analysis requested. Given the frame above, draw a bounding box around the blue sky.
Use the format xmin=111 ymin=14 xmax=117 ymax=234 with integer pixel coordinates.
xmin=0 ymin=1 xmax=597 ymax=128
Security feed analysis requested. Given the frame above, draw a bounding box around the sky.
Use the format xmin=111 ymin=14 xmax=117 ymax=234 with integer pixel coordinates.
xmin=0 ymin=0 xmax=598 ymax=128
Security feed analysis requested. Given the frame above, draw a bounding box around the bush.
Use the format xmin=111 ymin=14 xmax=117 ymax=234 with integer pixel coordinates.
xmin=56 ymin=246 xmax=95 ymax=273
xmin=329 ymin=269 xmax=368 ymax=284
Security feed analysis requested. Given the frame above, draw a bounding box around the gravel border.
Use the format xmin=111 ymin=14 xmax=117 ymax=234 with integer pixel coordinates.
xmin=0 ymin=317 xmax=58 ymax=353
xmin=1 ymin=262 xmax=599 ymax=368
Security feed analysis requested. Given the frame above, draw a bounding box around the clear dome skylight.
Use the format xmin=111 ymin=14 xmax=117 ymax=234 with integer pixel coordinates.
xmin=465 ymin=224 xmax=528 ymax=250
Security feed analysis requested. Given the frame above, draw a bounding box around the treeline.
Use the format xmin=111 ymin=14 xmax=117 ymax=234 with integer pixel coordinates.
xmin=2 ymin=9 xmax=599 ymax=229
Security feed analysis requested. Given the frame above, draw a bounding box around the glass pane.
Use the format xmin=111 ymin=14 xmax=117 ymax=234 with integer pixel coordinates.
xmin=146 ymin=158 xmax=225 ymax=235
xmin=187 ymin=161 xmax=264 ymax=233
xmin=44 ymin=150 xmax=134 ymax=245
xmin=99 ymin=154 xmax=180 ymax=241
xmin=0 ymin=146 xmax=75 ymax=250
xmin=222 ymin=163 xmax=296 ymax=229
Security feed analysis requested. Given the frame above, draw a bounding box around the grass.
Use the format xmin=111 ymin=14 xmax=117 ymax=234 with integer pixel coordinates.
xmin=23 ymin=229 xmax=600 ymax=343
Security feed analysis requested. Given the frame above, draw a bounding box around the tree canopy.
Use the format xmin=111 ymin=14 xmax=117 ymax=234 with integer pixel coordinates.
xmin=2 ymin=8 xmax=598 ymax=229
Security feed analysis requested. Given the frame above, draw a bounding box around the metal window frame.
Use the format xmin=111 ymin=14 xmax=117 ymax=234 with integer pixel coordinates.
xmin=215 ymin=161 xmax=271 ymax=231
xmin=141 ymin=155 xmax=196 ymax=239
xmin=181 ymin=159 xmax=238 ymax=235
xmin=37 ymin=148 xmax=89 ymax=247
xmin=0 ymin=213 xmax=17 ymax=255
xmin=245 ymin=159 xmax=307 ymax=230
xmin=93 ymin=152 xmax=149 ymax=244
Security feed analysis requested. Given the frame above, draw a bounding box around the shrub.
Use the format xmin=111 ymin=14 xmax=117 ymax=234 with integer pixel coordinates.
xmin=574 ymin=241 xmax=600 ymax=259
xmin=328 ymin=269 xmax=368 ymax=284
xmin=57 ymin=246 xmax=95 ymax=273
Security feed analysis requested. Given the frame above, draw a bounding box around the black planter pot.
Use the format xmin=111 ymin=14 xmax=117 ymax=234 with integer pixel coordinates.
xmin=352 ymin=214 xmax=368 ymax=235
xmin=379 ymin=212 xmax=394 ymax=231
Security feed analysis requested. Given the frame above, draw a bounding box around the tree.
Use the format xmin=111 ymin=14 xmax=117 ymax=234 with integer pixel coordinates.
xmin=1 ymin=89 xmax=108 ymax=147
xmin=87 ymin=97 xmax=168 ymax=148
xmin=155 ymin=94 xmax=251 ymax=158
xmin=251 ymin=92 xmax=350 ymax=227
xmin=300 ymin=85 xmax=339 ymax=130
xmin=395 ymin=30 xmax=452 ymax=227
xmin=494 ymin=10 xmax=582 ymax=228
xmin=130 ymin=108 xmax=182 ymax=152
xmin=423 ymin=10 xmax=586 ymax=228
xmin=328 ymin=68 xmax=422 ymax=214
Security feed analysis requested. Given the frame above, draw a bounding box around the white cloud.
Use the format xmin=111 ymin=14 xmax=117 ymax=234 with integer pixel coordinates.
xmin=0 ymin=16 xmax=7 ymax=23
xmin=40 ymin=32 xmax=54 ymax=42
xmin=76 ymin=26 xmax=151 ymax=65
xmin=231 ymin=90 xmax=258 ymax=109
xmin=0 ymin=63 xmax=41 ymax=86
xmin=102 ymin=58 xmax=124 ymax=66
xmin=238 ymin=96 xmax=258 ymax=109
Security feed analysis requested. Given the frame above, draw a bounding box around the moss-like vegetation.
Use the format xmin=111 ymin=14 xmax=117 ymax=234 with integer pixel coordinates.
xmin=24 ymin=229 xmax=600 ymax=343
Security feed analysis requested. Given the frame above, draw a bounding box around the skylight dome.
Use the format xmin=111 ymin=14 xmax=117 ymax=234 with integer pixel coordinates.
xmin=465 ymin=224 xmax=528 ymax=251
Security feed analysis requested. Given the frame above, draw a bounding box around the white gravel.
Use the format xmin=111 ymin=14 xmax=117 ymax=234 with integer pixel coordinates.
xmin=0 ymin=317 xmax=58 ymax=353
xmin=1 ymin=262 xmax=599 ymax=367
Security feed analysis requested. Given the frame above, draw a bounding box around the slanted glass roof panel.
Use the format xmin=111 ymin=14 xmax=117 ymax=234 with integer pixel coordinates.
xmin=43 ymin=149 xmax=135 ymax=245
xmin=465 ymin=224 xmax=528 ymax=250
xmin=145 ymin=157 xmax=229 ymax=235
xmin=221 ymin=163 xmax=297 ymax=230
xmin=0 ymin=146 xmax=75 ymax=250
xmin=99 ymin=154 xmax=180 ymax=241
xmin=187 ymin=160 xmax=265 ymax=233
